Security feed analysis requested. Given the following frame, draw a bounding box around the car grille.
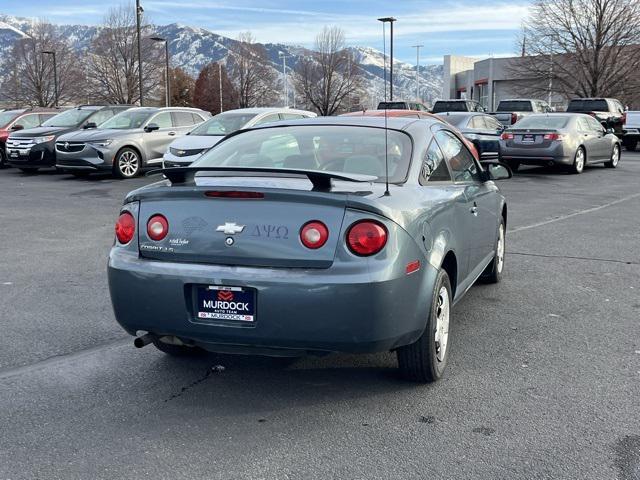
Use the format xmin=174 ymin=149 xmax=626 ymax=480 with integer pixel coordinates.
xmin=169 ymin=147 xmax=205 ymax=157
xmin=6 ymin=138 xmax=35 ymax=149
xmin=56 ymin=142 xmax=85 ymax=153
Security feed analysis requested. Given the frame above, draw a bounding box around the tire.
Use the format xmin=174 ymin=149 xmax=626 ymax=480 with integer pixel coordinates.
xmin=397 ymin=269 xmax=452 ymax=383
xmin=508 ymin=161 xmax=520 ymax=172
xmin=152 ymin=338 xmax=201 ymax=356
xmin=19 ymin=167 xmax=39 ymax=174
xmin=480 ymin=218 xmax=505 ymax=284
xmin=623 ymin=139 xmax=637 ymax=151
xmin=113 ymin=147 xmax=141 ymax=179
xmin=570 ymin=147 xmax=585 ymax=174
xmin=0 ymin=148 xmax=7 ymax=169
xmin=605 ymin=144 xmax=621 ymax=168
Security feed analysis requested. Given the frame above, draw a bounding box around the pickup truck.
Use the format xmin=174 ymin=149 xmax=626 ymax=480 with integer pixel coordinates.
xmin=622 ymin=111 xmax=639 ymax=151
xmin=566 ymin=98 xmax=626 ymax=137
xmin=490 ymin=99 xmax=552 ymax=126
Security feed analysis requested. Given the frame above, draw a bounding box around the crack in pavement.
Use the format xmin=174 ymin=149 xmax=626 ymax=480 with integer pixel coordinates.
xmin=507 ymin=191 xmax=640 ymax=234
xmin=507 ymin=251 xmax=639 ymax=265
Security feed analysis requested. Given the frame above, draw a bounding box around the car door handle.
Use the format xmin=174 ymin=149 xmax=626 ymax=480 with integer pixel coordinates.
xmin=168 ymin=131 xmax=176 ymax=136
xmin=470 ymin=203 xmax=478 ymax=216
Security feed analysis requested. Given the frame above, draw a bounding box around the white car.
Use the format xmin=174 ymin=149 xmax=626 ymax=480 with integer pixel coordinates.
xmin=162 ymin=108 xmax=317 ymax=167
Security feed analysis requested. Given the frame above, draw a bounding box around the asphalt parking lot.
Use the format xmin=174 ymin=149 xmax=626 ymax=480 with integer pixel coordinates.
xmin=1 ymin=156 xmax=639 ymax=480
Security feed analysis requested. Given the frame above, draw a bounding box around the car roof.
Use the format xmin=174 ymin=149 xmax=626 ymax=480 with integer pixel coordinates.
xmin=248 ymin=115 xmax=437 ymax=131
xmin=341 ymin=109 xmax=435 ymax=118
xmin=220 ymin=107 xmax=314 ymax=115
xmin=124 ymin=106 xmax=207 ymax=113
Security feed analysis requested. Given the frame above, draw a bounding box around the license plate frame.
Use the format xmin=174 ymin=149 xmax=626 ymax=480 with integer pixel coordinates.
xmin=194 ymin=285 xmax=256 ymax=323
xmin=521 ymin=134 xmax=536 ymax=144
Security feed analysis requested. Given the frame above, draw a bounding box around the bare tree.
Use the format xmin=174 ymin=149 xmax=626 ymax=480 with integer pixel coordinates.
xmin=229 ymin=32 xmax=277 ymax=108
xmin=1 ymin=19 xmax=82 ymax=106
xmin=192 ymin=62 xmax=237 ymax=114
xmin=511 ymin=0 xmax=640 ymax=105
xmin=86 ymin=4 xmax=163 ymax=105
xmin=169 ymin=67 xmax=195 ymax=107
xmin=294 ymin=26 xmax=363 ymax=116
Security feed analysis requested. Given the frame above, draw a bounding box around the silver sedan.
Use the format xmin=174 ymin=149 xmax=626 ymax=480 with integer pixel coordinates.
xmin=500 ymin=113 xmax=621 ymax=174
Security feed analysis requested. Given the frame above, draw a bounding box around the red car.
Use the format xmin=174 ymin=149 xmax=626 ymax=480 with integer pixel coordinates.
xmin=341 ymin=109 xmax=481 ymax=160
xmin=0 ymin=108 xmax=60 ymax=168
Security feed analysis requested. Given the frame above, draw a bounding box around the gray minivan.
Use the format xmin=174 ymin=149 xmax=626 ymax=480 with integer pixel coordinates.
xmin=55 ymin=107 xmax=210 ymax=178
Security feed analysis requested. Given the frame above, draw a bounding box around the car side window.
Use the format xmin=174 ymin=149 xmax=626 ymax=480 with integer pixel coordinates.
xmin=587 ymin=116 xmax=604 ymax=132
xmin=280 ymin=113 xmax=304 ymax=120
xmin=420 ymin=139 xmax=452 ymax=184
xmin=172 ymin=111 xmax=196 ymax=127
xmin=435 ymin=130 xmax=482 ymax=183
xmin=16 ymin=114 xmax=40 ymax=129
xmin=577 ymin=117 xmax=591 ymax=132
xmin=39 ymin=113 xmax=56 ymax=124
xmin=149 ymin=112 xmax=173 ymax=128
xmin=253 ymin=114 xmax=281 ymax=126
xmin=89 ymin=109 xmax=115 ymax=126
xmin=484 ymin=116 xmax=501 ymax=130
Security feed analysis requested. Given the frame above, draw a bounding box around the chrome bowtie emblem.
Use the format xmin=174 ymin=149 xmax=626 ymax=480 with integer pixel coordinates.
xmin=216 ymin=222 xmax=245 ymax=235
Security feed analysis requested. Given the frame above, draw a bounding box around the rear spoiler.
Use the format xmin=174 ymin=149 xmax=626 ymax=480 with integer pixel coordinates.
xmin=147 ymin=167 xmax=377 ymax=192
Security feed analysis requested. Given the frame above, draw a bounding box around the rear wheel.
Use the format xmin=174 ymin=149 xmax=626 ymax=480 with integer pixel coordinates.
xmin=508 ymin=161 xmax=520 ymax=172
xmin=113 ymin=148 xmax=141 ymax=179
xmin=480 ymin=218 xmax=505 ymax=283
xmin=19 ymin=167 xmax=39 ymax=174
xmin=152 ymin=338 xmax=201 ymax=356
xmin=605 ymin=144 xmax=620 ymax=168
xmin=570 ymin=147 xmax=585 ymax=174
xmin=397 ymin=269 xmax=452 ymax=383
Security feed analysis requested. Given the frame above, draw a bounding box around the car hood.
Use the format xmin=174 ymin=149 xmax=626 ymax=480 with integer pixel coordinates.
xmin=9 ymin=126 xmax=70 ymax=138
xmin=168 ymin=135 xmax=224 ymax=150
xmin=58 ymin=128 xmax=140 ymax=142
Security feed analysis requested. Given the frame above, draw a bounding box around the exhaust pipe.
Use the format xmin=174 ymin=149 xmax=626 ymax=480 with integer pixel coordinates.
xmin=134 ymin=333 xmax=155 ymax=348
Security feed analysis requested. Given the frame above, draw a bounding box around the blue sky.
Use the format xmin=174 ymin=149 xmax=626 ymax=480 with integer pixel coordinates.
xmin=3 ymin=0 xmax=532 ymax=64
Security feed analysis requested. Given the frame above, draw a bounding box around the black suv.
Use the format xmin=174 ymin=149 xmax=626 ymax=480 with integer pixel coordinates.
xmin=6 ymin=105 xmax=133 ymax=172
xmin=566 ymin=98 xmax=626 ymax=138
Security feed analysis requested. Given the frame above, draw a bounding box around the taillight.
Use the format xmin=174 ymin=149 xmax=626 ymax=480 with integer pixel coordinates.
xmin=147 ymin=214 xmax=169 ymax=241
xmin=543 ymin=133 xmax=564 ymax=141
xmin=300 ymin=221 xmax=329 ymax=249
xmin=501 ymin=132 xmax=514 ymax=140
xmin=347 ymin=220 xmax=388 ymax=256
xmin=115 ymin=212 xmax=135 ymax=244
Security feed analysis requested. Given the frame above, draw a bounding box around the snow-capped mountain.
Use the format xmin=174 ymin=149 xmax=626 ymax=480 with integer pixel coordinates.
xmin=0 ymin=14 xmax=443 ymax=108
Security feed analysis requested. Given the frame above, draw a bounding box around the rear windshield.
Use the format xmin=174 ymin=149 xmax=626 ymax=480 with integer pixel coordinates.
xmin=42 ymin=109 xmax=95 ymax=127
xmin=0 ymin=111 xmax=21 ymax=128
xmin=567 ymin=99 xmax=608 ymax=112
xmin=190 ymin=112 xmax=257 ymax=136
xmin=513 ymin=116 xmax=569 ymax=129
xmin=193 ymin=125 xmax=413 ymax=183
xmin=432 ymin=101 xmax=467 ymax=113
xmin=99 ymin=110 xmax=154 ymax=129
xmin=497 ymin=101 xmax=533 ymax=112
xmin=378 ymin=102 xmax=407 ymax=109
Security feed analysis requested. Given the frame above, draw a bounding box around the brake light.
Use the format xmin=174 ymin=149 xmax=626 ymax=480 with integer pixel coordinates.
xmin=115 ymin=212 xmax=135 ymax=244
xmin=347 ymin=220 xmax=388 ymax=256
xmin=205 ymin=191 xmax=264 ymax=199
xmin=501 ymin=132 xmax=514 ymax=140
xmin=543 ymin=133 xmax=564 ymax=141
xmin=147 ymin=214 xmax=169 ymax=241
xmin=300 ymin=221 xmax=329 ymax=249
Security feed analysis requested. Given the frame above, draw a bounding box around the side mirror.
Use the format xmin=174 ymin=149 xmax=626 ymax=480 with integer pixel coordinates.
xmin=83 ymin=122 xmax=97 ymax=129
xmin=11 ymin=124 xmax=24 ymax=131
xmin=144 ymin=123 xmax=160 ymax=132
xmin=482 ymin=161 xmax=513 ymax=181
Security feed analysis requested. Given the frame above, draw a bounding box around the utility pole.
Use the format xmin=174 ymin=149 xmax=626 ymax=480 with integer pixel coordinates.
xmin=219 ymin=63 xmax=223 ymax=113
xmin=411 ymin=44 xmax=423 ymax=102
xmin=42 ymin=50 xmax=58 ymax=107
xmin=279 ymin=52 xmax=291 ymax=108
xmin=377 ymin=17 xmax=397 ymax=101
xmin=135 ymin=0 xmax=144 ymax=106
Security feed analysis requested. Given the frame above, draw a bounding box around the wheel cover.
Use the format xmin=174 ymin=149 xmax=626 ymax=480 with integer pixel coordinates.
xmin=575 ymin=149 xmax=584 ymax=171
xmin=611 ymin=146 xmax=619 ymax=165
xmin=496 ymin=223 xmax=505 ymax=273
xmin=118 ymin=151 xmax=139 ymax=177
xmin=434 ymin=285 xmax=450 ymax=362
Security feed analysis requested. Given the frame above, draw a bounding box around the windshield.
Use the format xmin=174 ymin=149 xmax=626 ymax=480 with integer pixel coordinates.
xmin=497 ymin=101 xmax=533 ymax=112
xmin=42 ymin=109 xmax=95 ymax=127
xmin=99 ymin=110 xmax=153 ymax=130
xmin=513 ymin=116 xmax=569 ymax=129
xmin=190 ymin=113 xmax=257 ymax=136
xmin=193 ymin=125 xmax=413 ymax=183
xmin=432 ymin=101 xmax=467 ymax=113
xmin=0 ymin=111 xmax=21 ymax=128
xmin=567 ymin=99 xmax=608 ymax=112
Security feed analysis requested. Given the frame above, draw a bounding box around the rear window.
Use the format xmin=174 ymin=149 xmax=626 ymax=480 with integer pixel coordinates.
xmin=567 ymin=99 xmax=608 ymax=112
xmin=193 ymin=125 xmax=413 ymax=183
xmin=513 ymin=116 xmax=569 ymax=129
xmin=378 ymin=102 xmax=408 ymax=110
xmin=432 ymin=101 xmax=468 ymax=113
xmin=497 ymin=101 xmax=533 ymax=112
xmin=191 ymin=112 xmax=257 ymax=136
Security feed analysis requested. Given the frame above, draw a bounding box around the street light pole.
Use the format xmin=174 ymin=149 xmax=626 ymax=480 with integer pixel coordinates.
xmin=411 ymin=44 xmax=423 ymax=102
xmin=135 ymin=0 xmax=144 ymax=106
xmin=149 ymin=36 xmax=170 ymax=107
xmin=42 ymin=50 xmax=58 ymax=107
xmin=279 ymin=52 xmax=291 ymax=108
xmin=377 ymin=17 xmax=397 ymax=101
xmin=219 ymin=63 xmax=223 ymax=113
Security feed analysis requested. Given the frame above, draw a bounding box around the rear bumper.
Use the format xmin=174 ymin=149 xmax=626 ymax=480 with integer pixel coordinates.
xmin=108 ymin=250 xmax=435 ymax=355
xmin=499 ymin=142 xmax=573 ymax=165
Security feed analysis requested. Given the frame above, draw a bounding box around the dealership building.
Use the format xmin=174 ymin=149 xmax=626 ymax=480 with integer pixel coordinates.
xmin=442 ymin=55 xmax=567 ymax=111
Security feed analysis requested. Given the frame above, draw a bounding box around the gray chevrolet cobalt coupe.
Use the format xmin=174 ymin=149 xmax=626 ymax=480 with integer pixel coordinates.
xmin=500 ymin=113 xmax=621 ymax=173
xmin=108 ymin=117 xmax=512 ymax=382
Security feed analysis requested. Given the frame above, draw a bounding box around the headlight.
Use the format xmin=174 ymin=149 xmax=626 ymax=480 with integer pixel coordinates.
xmin=90 ymin=140 xmax=112 ymax=147
xmin=34 ymin=135 xmax=56 ymax=144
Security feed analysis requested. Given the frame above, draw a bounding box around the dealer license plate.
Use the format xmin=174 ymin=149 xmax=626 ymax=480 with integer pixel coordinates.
xmin=521 ymin=134 xmax=535 ymax=143
xmin=195 ymin=285 xmax=256 ymax=322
